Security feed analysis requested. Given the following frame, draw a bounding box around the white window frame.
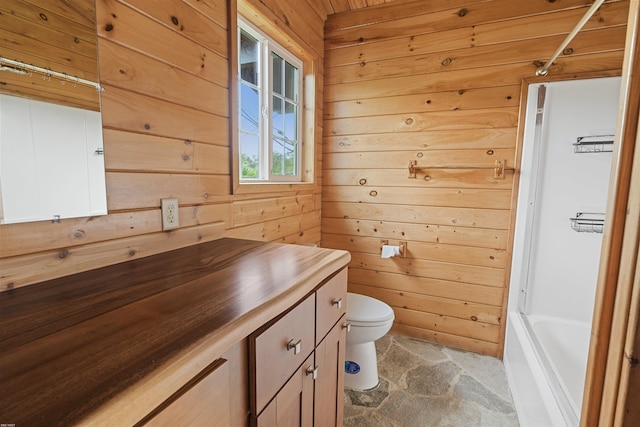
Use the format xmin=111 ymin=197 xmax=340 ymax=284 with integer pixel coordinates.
xmin=238 ymin=17 xmax=303 ymax=183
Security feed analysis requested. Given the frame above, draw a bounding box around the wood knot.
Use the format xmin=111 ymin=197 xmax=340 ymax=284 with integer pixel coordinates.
xmin=358 ymin=37 xmax=365 ymax=43
xmin=129 ymin=250 xmax=136 ymax=257
xmin=424 ymin=175 xmax=432 ymax=181
xmin=417 ymin=152 xmax=424 ymax=158
xmin=360 ymin=61 xmax=366 ymax=67
xmin=359 ymin=178 xmax=367 ymax=185
xmin=203 ymin=193 xmax=209 ymax=199
xmin=74 ymin=37 xmax=80 ymax=44
xmin=471 ymin=316 xmax=478 ymax=321
xmin=58 ymin=250 xmax=70 ymax=259
xmin=487 ymin=149 xmax=494 ymax=155
xmin=507 ymin=95 xmax=512 ymax=100
xmin=458 ymin=8 xmax=468 ymax=17
xmin=533 ymin=60 xmax=545 ymax=68
xmin=369 ymin=190 xmax=378 ymax=197
xmin=183 ymin=154 xmax=190 ymax=161
xmin=563 ymin=47 xmax=574 ymax=55
xmin=144 ymin=123 xmax=150 ymax=130
xmin=441 ymin=57 xmax=453 ymax=66
xmin=6 ymin=282 xmax=15 ymax=291
xmin=39 ymin=13 xmax=48 ymax=21
xmin=405 ymin=118 xmax=414 ymax=125
xmin=425 ymin=99 xmax=431 ymax=104
xmin=185 ymin=139 xmax=192 ymax=145
xmin=171 ymin=16 xmax=179 ymax=25
xmin=105 ymin=23 xmax=114 ymax=32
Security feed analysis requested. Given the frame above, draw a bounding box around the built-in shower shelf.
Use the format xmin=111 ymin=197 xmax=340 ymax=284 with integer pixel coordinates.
xmin=570 ymin=212 xmax=605 ymax=233
xmin=573 ymin=135 xmax=614 ymax=153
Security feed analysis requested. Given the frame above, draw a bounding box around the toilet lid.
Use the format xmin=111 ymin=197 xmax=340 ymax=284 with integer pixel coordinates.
xmin=347 ymin=293 xmax=395 ymax=324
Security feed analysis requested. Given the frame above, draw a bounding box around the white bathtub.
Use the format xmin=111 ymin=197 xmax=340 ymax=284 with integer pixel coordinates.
xmin=504 ymin=312 xmax=590 ymax=427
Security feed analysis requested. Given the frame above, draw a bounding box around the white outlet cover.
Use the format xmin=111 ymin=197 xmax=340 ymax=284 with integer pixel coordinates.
xmin=161 ymin=198 xmax=179 ymax=231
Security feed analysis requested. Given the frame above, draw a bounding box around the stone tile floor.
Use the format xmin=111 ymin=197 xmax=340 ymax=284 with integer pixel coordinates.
xmin=344 ymin=335 xmax=520 ymax=427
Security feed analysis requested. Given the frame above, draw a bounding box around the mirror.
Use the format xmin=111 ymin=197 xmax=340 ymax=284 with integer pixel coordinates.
xmin=0 ymin=0 xmax=106 ymax=224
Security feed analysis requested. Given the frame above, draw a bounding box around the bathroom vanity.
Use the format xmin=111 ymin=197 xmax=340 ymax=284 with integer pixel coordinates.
xmin=0 ymin=238 xmax=350 ymax=426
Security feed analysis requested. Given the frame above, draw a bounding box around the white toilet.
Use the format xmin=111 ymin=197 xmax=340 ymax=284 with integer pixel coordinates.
xmin=344 ymin=292 xmax=395 ymax=390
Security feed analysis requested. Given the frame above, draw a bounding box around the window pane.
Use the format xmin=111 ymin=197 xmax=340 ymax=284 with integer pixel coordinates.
xmin=240 ymin=133 xmax=260 ymax=179
xmin=238 ymin=21 xmax=303 ymax=183
xmin=272 ymin=138 xmax=285 ymax=176
xmin=284 ymin=141 xmax=297 ymax=175
xmin=284 ymin=101 xmax=296 ymax=141
xmin=240 ymin=31 xmax=259 ymax=85
xmin=240 ymin=83 xmax=259 ymax=133
xmin=272 ymin=96 xmax=284 ymax=138
xmin=284 ymin=61 xmax=298 ymax=101
xmin=272 ymin=53 xmax=283 ymax=95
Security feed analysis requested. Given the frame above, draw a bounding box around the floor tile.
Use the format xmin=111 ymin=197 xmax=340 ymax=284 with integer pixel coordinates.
xmin=344 ymin=335 xmax=519 ymax=427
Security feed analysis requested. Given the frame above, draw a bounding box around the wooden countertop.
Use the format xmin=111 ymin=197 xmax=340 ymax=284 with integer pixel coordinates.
xmin=0 ymin=238 xmax=350 ymax=426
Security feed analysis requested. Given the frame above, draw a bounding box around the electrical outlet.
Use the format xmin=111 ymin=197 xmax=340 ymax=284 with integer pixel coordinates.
xmin=161 ymin=198 xmax=179 ymax=231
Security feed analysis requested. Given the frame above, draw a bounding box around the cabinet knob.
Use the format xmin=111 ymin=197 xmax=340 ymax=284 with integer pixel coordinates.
xmin=332 ymin=297 xmax=343 ymax=309
xmin=342 ymin=322 xmax=351 ymax=332
xmin=287 ymin=339 xmax=302 ymax=355
xmin=306 ymin=365 xmax=318 ymax=380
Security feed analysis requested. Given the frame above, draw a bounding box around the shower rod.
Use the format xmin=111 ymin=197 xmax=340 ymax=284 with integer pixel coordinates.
xmin=0 ymin=56 xmax=103 ymax=91
xmin=536 ymin=0 xmax=606 ymax=76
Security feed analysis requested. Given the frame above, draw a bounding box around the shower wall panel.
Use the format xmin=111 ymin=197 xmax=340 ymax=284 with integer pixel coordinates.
xmin=525 ymin=78 xmax=620 ymax=323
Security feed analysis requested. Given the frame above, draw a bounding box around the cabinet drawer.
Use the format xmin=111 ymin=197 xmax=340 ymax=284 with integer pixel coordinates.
xmin=315 ymin=268 xmax=347 ymax=345
xmin=250 ymin=293 xmax=315 ymax=414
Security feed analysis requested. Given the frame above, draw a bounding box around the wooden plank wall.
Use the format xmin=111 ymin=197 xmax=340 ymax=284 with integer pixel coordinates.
xmin=0 ymin=0 xmax=325 ymax=290
xmin=322 ymin=0 xmax=629 ymax=356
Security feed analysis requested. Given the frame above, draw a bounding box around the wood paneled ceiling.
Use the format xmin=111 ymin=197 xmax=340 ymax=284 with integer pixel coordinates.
xmin=323 ymin=0 xmax=399 ymax=15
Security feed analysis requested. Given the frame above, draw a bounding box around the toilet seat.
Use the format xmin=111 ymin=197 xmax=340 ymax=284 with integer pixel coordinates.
xmin=346 ymin=293 xmax=394 ymax=327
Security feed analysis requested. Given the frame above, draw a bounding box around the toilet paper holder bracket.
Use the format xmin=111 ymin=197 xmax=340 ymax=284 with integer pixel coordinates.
xmin=380 ymin=240 xmax=406 ymax=257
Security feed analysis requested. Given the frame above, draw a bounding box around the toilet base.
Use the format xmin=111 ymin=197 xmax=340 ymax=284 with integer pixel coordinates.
xmin=344 ymin=341 xmax=380 ymax=390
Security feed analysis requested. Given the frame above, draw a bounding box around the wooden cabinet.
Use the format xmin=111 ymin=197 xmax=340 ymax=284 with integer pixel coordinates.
xmin=250 ymin=294 xmax=316 ymax=413
xmin=249 ymin=268 xmax=347 ymax=427
xmin=314 ymin=316 xmax=347 ymax=427
xmin=140 ymin=358 xmax=231 ymax=427
xmin=255 ymin=354 xmax=315 ymax=427
xmin=0 ymin=239 xmax=351 ymax=426
xmin=315 ymin=269 xmax=348 ymax=345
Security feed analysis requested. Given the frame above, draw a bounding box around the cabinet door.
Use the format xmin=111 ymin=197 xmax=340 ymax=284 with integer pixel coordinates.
xmin=142 ymin=358 xmax=230 ymax=427
xmin=255 ymin=354 xmax=314 ymax=427
xmin=314 ymin=315 xmax=347 ymax=427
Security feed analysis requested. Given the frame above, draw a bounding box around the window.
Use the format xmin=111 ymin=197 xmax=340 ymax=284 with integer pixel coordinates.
xmin=238 ymin=18 xmax=303 ymax=182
